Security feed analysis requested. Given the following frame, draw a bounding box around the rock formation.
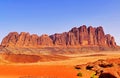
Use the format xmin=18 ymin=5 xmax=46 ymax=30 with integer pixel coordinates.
xmin=75 ymin=58 xmax=120 ymax=78
xmin=1 ymin=25 xmax=117 ymax=48
xmin=38 ymin=34 xmax=53 ymax=46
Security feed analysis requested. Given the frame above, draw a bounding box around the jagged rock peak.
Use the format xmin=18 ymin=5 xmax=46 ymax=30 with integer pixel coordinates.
xmin=1 ymin=25 xmax=117 ymax=48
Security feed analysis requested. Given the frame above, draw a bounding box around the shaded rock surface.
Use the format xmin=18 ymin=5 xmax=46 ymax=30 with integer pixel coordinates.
xmin=1 ymin=25 xmax=117 ymax=48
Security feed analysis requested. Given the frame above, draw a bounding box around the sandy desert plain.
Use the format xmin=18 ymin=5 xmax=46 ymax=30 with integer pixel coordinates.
xmin=0 ymin=51 xmax=120 ymax=78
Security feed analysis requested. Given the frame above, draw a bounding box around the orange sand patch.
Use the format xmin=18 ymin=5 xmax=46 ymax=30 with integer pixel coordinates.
xmin=0 ymin=65 xmax=78 ymax=78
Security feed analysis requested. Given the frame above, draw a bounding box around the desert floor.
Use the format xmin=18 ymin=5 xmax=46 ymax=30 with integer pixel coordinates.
xmin=0 ymin=51 xmax=120 ymax=78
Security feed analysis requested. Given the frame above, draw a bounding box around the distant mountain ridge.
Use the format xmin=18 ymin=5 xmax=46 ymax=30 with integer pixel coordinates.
xmin=1 ymin=25 xmax=117 ymax=48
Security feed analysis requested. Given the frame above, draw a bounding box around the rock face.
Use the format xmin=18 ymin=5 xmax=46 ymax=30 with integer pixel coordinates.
xmin=38 ymin=34 xmax=53 ymax=46
xmin=1 ymin=25 xmax=117 ymax=48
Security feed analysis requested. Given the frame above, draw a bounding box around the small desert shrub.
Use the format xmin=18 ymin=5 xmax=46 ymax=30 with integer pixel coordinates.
xmin=90 ymin=73 xmax=98 ymax=78
xmin=77 ymin=72 xmax=82 ymax=77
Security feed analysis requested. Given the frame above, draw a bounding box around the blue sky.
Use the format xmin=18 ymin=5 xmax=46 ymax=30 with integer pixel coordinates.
xmin=0 ymin=0 xmax=120 ymax=45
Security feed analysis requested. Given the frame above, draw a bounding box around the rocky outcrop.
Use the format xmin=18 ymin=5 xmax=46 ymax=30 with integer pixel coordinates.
xmin=38 ymin=34 xmax=53 ymax=46
xmin=88 ymin=26 xmax=97 ymax=45
xmin=1 ymin=25 xmax=117 ymax=48
xmin=50 ymin=33 xmax=68 ymax=46
xmin=1 ymin=32 xmax=19 ymax=47
xmin=75 ymin=58 xmax=120 ymax=78
xmin=105 ymin=34 xmax=116 ymax=47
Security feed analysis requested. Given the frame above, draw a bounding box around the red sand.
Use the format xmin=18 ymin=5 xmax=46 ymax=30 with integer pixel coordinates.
xmin=0 ymin=65 xmax=78 ymax=78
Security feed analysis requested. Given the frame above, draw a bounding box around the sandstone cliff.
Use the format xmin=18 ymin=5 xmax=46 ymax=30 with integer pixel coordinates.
xmin=1 ymin=25 xmax=116 ymax=48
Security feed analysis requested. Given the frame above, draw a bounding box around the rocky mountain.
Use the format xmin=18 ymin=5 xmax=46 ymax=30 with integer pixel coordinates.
xmin=1 ymin=25 xmax=117 ymax=48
